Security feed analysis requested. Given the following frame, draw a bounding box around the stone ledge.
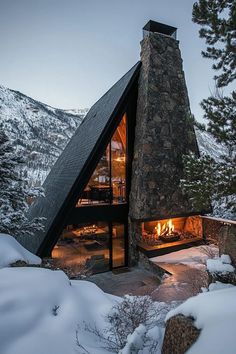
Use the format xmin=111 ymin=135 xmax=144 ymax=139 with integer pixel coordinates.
xmin=138 ymin=250 xmax=167 ymax=279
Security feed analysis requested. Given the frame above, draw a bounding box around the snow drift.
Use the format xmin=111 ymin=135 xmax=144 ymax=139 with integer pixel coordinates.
xmin=0 ymin=234 xmax=41 ymax=267
xmin=0 ymin=267 xmax=114 ymax=354
xmin=207 ymin=255 xmax=235 ymax=274
xmin=166 ymin=286 xmax=236 ymax=354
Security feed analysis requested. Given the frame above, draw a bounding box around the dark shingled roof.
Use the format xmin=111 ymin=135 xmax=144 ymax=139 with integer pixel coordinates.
xmin=25 ymin=62 xmax=141 ymax=254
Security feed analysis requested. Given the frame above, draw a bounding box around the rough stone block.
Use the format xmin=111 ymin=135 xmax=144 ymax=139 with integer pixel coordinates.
xmin=162 ymin=314 xmax=200 ymax=354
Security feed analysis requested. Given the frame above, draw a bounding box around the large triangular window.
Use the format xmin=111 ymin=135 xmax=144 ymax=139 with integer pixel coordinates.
xmin=77 ymin=113 xmax=127 ymax=206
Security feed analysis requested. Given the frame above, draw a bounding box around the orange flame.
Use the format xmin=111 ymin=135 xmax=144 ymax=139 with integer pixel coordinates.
xmin=155 ymin=219 xmax=174 ymax=237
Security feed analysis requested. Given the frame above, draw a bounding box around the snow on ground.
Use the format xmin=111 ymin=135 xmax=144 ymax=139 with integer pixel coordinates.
xmin=0 ymin=267 xmax=115 ymax=354
xmin=208 ymin=281 xmax=235 ymax=292
xmin=221 ymin=254 xmax=232 ymax=264
xmin=0 ymin=234 xmax=41 ymax=267
xmin=151 ymin=245 xmax=218 ymax=268
xmin=3 ymin=237 xmax=233 ymax=354
xmin=0 ymin=235 xmax=171 ymax=354
xmin=207 ymin=255 xmax=235 ymax=273
xmin=166 ymin=286 xmax=236 ymax=354
xmin=0 ymin=265 xmax=168 ymax=354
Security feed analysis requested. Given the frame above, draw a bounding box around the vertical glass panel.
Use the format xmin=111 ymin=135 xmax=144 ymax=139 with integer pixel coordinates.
xmin=112 ymin=222 xmax=125 ymax=268
xmin=77 ymin=145 xmax=111 ymax=205
xmin=111 ymin=114 xmax=127 ymax=204
xmin=52 ymin=222 xmax=110 ymax=274
xmin=77 ymin=112 xmax=127 ymax=207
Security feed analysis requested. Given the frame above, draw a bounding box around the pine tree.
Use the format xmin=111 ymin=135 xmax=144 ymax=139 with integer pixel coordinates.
xmin=201 ymin=90 xmax=236 ymax=154
xmin=181 ymin=153 xmax=216 ymax=211
xmin=181 ymin=152 xmax=236 ymax=215
xmin=0 ymin=128 xmax=44 ymax=238
xmin=192 ymin=0 xmax=236 ymax=87
xmin=182 ymin=0 xmax=236 ymax=217
xmin=192 ymin=0 xmax=236 ymax=152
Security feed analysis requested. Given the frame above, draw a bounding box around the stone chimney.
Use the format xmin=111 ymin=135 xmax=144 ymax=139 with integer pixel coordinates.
xmin=129 ymin=21 xmax=200 ymax=221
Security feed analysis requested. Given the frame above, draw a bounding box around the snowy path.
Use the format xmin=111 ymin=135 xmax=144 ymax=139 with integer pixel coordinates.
xmin=88 ymin=267 xmax=161 ymax=296
xmin=89 ymin=246 xmax=218 ymax=301
xmin=150 ymin=263 xmax=207 ymax=302
xmin=88 ymin=263 xmax=206 ymax=302
xmin=150 ymin=245 xmax=218 ymax=302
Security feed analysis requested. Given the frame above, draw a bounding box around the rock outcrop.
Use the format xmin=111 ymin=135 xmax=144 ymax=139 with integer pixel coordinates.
xmin=162 ymin=314 xmax=200 ymax=354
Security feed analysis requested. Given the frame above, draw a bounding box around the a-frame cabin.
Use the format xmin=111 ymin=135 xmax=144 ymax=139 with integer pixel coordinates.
xmin=26 ymin=62 xmax=141 ymax=273
xmin=23 ymin=20 xmax=207 ymax=274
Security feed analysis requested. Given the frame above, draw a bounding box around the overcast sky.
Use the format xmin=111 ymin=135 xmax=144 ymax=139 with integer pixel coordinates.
xmin=0 ymin=0 xmax=217 ymax=121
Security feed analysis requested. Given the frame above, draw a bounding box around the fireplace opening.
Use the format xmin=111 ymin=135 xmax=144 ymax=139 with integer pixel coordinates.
xmin=141 ymin=216 xmax=203 ymax=248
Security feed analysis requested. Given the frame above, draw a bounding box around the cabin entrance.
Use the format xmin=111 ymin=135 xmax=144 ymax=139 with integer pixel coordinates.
xmin=52 ymin=221 xmax=127 ymax=274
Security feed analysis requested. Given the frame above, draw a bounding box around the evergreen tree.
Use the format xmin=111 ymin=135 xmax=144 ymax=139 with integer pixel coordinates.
xmin=201 ymin=90 xmax=236 ymax=154
xmin=181 ymin=153 xmax=216 ymax=211
xmin=0 ymin=128 xmax=44 ymax=237
xmin=181 ymin=153 xmax=236 ymax=215
xmin=192 ymin=0 xmax=236 ymax=87
xmin=182 ymin=0 xmax=236 ymax=217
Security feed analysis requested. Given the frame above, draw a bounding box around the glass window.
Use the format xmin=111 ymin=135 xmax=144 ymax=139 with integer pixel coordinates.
xmin=78 ymin=145 xmax=111 ymax=205
xmin=52 ymin=222 xmax=110 ymax=274
xmin=77 ymin=113 xmax=127 ymax=206
xmin=112 ymin=222 xmax=125 ymax=268
xmin=111 ymin=114 xmax=126 ymax=204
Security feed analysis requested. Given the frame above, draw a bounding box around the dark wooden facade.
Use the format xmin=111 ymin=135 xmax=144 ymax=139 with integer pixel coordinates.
xmin=27 ymin=62 xmax=141 ymax=268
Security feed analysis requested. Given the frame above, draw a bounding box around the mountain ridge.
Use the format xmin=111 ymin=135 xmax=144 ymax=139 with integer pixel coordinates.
xmin=0 ymin=84 xmax=88 ymax=185
xmin=0 ymin=84 xmax=225 ymax=185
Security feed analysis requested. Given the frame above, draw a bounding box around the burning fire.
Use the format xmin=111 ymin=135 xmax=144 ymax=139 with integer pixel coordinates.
xmin=155 ymin=219 xmax=175 ymax=237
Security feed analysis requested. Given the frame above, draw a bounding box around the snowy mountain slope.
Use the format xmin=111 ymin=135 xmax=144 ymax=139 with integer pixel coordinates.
xmin=0 ymin=85 xmax=88 ymax=185
xmin=0 ymin=84 xmax=229 ymax=192
xmin=195 ymin=128 xmax=228 ymax=161
xmin=196 ymin=127 xmax=235 ymax=219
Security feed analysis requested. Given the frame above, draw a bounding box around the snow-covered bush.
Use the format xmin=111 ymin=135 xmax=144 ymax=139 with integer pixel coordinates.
xmin=83 ymin=295 xmax=162 ymax=353
xmin=119 ymin=324 xmax=147 ymax=354
xmin=119 ymin=324 xmax=163 ymax=354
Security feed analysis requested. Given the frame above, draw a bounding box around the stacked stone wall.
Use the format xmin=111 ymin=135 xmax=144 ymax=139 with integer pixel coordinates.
xmin=129 ymin=32 xmax=199 ymax=222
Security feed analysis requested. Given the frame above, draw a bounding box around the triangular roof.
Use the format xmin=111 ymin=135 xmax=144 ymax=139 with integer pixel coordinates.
xmin=26 ymin=62 xmax=141 ymax=254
